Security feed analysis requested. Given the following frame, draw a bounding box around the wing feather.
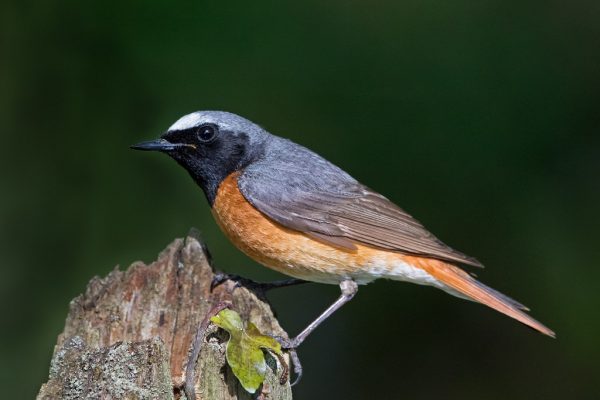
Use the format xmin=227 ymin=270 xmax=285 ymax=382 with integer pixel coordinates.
xmin=238 ymin=143 xmax=483 ymax=268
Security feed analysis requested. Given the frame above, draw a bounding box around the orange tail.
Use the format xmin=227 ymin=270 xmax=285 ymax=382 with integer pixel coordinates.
xmin=405 ymin=256 xmax=555 ymax=338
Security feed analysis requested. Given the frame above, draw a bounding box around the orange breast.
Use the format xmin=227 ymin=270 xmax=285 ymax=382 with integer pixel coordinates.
xmin=211 ymin=172 xmax=412 ymax=284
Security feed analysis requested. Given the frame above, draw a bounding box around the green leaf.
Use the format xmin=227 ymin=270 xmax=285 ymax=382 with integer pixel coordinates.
xmin=211 ymin=309 xmax=284 ymax=394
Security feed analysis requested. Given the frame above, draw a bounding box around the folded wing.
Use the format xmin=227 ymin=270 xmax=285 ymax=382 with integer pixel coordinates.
xmin=238 ymin=158 xmax=483 ymax=268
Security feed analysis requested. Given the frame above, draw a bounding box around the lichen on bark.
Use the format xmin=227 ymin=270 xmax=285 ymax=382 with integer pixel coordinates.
xmin=37 ymin=232 xmax=293 ymax=400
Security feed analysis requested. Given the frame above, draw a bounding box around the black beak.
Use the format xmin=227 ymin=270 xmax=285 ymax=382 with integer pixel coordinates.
xmin=130 ymin=138 xmax=192 ymax=152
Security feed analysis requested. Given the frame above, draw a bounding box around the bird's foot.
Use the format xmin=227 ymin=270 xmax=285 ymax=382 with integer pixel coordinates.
xmin=211 ymin=272 xmax=309 ymax=294
xmin=272 ymin=335 xmax=302 ymax=350
xmin=269 ymin=335 xmax=304 ymax=386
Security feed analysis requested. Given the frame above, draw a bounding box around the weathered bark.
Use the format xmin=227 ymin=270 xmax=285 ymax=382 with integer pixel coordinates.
xmin=37 ymin=231 xmax=293 ymax=400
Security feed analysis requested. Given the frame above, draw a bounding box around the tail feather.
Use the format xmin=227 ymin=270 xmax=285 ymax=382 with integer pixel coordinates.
xmin=405 ymin=256 xmax=555 ymax=338
xmin=474 ymin=280 xmax=530 ymax=311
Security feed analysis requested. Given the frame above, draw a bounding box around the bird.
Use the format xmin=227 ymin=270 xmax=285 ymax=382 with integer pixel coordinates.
xmin=131 ymin=110 xmax=555 ymax=348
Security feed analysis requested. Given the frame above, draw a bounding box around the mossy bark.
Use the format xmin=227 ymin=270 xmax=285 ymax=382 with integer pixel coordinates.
xmin=37 ymin=232 xmax=293 ymax=400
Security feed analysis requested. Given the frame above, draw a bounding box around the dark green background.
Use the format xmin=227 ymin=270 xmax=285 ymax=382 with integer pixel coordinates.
xmin=2 ymin=1 xmax=599 ymax=399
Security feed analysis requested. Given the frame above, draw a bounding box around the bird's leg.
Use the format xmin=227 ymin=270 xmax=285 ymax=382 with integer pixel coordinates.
xmin=254 ymin=278 xmax=309 ymax=291
xmin=277 ymin=279 xmax=358 ymax=350
xmin=211 ymin=271 xmax=309 ymax=293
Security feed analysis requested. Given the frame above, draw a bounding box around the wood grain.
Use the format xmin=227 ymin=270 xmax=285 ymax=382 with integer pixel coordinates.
xmin=37 ymin=232 xmax=293 ymax=400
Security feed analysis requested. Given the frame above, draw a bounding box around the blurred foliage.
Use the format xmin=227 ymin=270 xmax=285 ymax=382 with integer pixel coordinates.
xmin=1 ymin=0 xmax=599 ymax=399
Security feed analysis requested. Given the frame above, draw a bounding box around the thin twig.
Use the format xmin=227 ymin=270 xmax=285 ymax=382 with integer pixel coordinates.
xmin=184 ymin=301 xmax=232 ymax=400
xmin=267 ymin=349 xmax=289 ymax=385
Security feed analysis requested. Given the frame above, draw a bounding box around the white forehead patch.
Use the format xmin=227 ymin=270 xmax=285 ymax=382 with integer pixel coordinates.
xmin=168 ymin=112 xmax=206 ymax=131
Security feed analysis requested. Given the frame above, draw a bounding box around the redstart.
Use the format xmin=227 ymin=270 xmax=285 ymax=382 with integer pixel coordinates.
xmin=132 ymin=111 xmax=555 ymax=347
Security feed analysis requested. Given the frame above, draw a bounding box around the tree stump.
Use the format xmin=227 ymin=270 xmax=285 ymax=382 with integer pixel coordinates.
xmin=37 ymin=231 xmax=293 ymax=400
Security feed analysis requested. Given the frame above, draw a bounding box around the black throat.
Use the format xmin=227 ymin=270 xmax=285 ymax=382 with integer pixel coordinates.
xmin=170 ymin=131 xmax=259 ymax=206
xmin=186 ymin=164 xmax=235 ymax=206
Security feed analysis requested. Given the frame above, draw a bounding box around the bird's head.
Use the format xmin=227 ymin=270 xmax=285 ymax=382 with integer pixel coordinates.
xmin=131 ymin=110 xmax=268 ymax=203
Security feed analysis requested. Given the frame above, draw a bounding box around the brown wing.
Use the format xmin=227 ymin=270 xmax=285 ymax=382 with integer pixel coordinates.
xmin=324 ymin=190 xmax=483 ymax=267
xmin=238 ymin=165 xmax=483 ymax=268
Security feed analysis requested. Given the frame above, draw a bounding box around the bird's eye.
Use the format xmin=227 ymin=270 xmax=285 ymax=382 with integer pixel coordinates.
xmin=196 ymin=125 xmax=217 ymax=142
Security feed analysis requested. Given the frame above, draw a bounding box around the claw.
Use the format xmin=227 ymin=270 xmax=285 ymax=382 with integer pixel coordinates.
xmin=269 ymin=335 xmax=303 ymax=386
xmin=210 ymin=272 xmax=241 ymax=291
xmin=288 ymin=349 xmax=303 ymax=386
xmin=273 ymin=335 xmax=298 ymax=350
xmin=271 ymin=335 xmax=291 ymax=349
